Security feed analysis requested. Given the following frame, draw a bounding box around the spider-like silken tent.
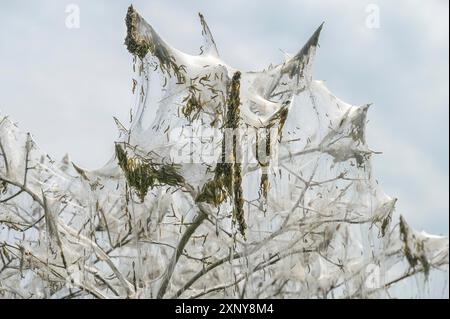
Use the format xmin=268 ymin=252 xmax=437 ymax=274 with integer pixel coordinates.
xmin=0 ymin=6 xmax=448 ymax=299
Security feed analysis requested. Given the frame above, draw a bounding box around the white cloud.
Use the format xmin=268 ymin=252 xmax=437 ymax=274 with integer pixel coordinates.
xmin=368 ymin=124 xmax=449 ymax=234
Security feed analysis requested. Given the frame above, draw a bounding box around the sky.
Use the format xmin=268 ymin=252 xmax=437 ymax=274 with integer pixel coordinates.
xmin=0 ymin=0 xmax=448 ymax=238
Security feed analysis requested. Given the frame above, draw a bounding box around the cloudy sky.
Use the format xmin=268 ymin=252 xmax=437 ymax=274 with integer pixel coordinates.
xmin=0 ymin=0 xmax=448 ymax=237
